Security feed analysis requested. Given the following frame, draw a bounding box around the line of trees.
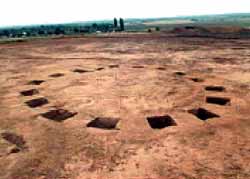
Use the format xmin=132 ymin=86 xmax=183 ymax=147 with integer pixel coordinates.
xmin=0 ymin=18 xmax=125 ymax=38
xmin=0 ymin=25 xmax=90 ymax=38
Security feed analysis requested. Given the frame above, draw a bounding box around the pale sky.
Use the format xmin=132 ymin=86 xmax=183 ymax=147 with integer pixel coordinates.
xmin=1 ymin=0 xmax=250 ymax=26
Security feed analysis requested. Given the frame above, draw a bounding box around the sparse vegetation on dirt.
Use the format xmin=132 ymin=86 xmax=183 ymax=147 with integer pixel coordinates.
xmin=0 ymin=30 xmax=250 ymax=179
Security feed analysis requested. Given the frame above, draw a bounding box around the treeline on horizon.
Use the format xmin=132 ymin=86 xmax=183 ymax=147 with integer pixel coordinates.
xmin=0 ymin=18 xmax=125 ymax=38
xmin=1 ymin=13 xmax=250 ymax=39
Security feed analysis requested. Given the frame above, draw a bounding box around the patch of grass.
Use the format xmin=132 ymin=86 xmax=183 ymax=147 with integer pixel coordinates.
xmin=0 ymin=38 xmax=28 ymax=44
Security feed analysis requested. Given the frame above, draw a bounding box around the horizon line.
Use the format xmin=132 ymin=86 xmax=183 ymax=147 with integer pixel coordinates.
xmin=0 ymin=11 xmax=249 ymax=29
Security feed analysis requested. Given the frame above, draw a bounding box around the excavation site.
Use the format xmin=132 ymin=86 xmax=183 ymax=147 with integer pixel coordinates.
xmin=0 ymin=31 xmax=250 ymax=179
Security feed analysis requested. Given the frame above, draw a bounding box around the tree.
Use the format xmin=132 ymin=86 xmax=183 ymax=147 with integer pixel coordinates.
xmin=92 ymin=23 xmax=98 ymax=32
xmin=114 ymin=18 xmax=118 ymax=28
xmin=119 ymin=18 xmax=125 ymax=31
xmin=55 ymin=27 xmax=64 ymax=35
xmin=155 ymin=27 xmax=160 ymax=31
xmin=3 ymin=30 xmax=10 ymax=37
xmin=73 ymin=27 xmax=80 ymax=33
xmin=38 ymin=30 xmax=45 ymax=35
xmin=92 ymin=23 xmax=98 ymax=29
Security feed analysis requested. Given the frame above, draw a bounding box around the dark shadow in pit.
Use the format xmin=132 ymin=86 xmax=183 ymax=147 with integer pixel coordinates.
xmin=231 ymin=47 xmax=246 ymax=50
xmin=132 ymin=65 xmax=144 ymax=69
xmin=28 ymin=80 xmax=45 ymax=85
xmin=156 ymin=67 xmax=166 ymax=71
xmin=96 ymin=67 xmax=105 ymax=71
xmin=20 ymin=89 xmax=39 ymax=96
xmin=174 ymin=72 xmax=186 ymax=76
xmin=41 ymin=109 xmax=77 ymax=122
xmin=87 ymin=117 xmax=120 ymax=130
xmin=147 ymin=115 xmax=177 ymax=129
xmin=190 ymin=78 xmax=204 ymax=82
xmin=205 ymin=86 xmax=225 ymax=92
xmin=206 ymin=96 xmax=231 ymax=106
xmin=109 ymin=65 xmax=119 ymax=68
xmin=188 ymin=108 xmax=220 ymax=121
xmin=1 ymin=132 xmax=27 ymax=151
xmin=49 ymin=73 xmax=65 ymax=78
xmin=73 ymin=69 xmax=91 ymax=73
xmin=25 ymin=98 xmax=49 ymax=108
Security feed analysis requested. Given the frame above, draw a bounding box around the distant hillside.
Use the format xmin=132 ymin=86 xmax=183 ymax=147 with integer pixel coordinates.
xmin=125 ymin=13 xmax=250 ymax=31
xmin=1 ymin=12 xmax=250 ymax=38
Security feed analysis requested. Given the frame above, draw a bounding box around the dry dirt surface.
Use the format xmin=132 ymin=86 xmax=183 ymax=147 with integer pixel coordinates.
xmin=0 ymin=33 xmax=250 ymax=179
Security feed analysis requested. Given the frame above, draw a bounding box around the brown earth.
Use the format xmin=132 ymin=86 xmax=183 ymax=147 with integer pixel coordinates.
xmin=0 ymin=33 xmax=250 ymax=179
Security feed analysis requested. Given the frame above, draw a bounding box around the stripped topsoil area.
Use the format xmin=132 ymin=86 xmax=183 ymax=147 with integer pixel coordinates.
xmin=0 ymin=33 xmax=250 ymax=179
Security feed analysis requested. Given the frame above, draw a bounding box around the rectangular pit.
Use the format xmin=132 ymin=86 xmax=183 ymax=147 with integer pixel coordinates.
xmin=25 ymin=98 xmax=49 ymax=108
xmin=147 ymin=115 xmax=177 ymax=129
xmin=206 ymin=96 xmax=231 ymax=106
xmin=205 ymin=86 xmax=225 ymax=92
xmin=41 ymin=109 xmax=77 ymax=122
xmin=188 ymin=108 xmax=220 ymax=121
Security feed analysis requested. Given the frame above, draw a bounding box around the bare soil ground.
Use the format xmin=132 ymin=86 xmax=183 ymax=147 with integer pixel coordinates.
xmin=1 ymin=33 xmax=250 ymax=179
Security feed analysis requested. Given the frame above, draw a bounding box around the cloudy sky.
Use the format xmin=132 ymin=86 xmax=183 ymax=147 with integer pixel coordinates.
xmin=1 ymin=0 xmax=250 ymax=26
